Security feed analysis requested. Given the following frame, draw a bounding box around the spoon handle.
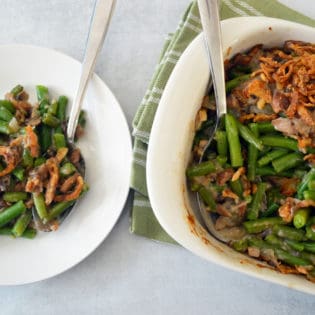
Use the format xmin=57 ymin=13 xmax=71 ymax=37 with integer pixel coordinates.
xmin=67 ymin=0 xmax=116 ymax=141
xmin=197 ymin=0 xmax=226 ymax=117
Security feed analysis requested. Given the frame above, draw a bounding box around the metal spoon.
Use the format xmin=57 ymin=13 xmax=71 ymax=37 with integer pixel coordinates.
xmin=67 ymin=0 xmax=116 ymax=140
xmin=33 ymin=0 xmax=116 ymax=231
xmin=196 ymin=0 xmax=230 ymax=243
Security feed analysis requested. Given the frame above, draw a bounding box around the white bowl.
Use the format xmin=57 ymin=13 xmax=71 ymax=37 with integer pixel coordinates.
xmin=147 ymin=17 xmax=315 ymax=295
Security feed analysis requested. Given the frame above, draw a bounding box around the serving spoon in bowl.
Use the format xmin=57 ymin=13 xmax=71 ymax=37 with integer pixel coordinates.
xmin=196 ymin=0 xmax=232 ymax=242
xmin=33 ymin=0 xmax=116 ymax=231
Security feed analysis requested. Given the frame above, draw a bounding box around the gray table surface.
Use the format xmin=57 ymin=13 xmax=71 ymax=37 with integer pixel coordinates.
xmin=0 ymin=1 xmax=314 ymax=314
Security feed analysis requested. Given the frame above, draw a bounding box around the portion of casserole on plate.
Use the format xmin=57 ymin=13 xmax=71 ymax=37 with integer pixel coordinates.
xmin=0 ymin=85 xmax=87 ymax=239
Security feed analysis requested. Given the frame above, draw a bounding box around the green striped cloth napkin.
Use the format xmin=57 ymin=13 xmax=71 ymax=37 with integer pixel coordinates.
xmin=130 ymin=0 xmax=315 ymax=243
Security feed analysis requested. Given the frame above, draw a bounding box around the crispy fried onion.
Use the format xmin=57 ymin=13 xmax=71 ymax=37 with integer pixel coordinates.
xmin=26 ymin=155 xmax=84 ymax=205
xmin=0 ymin=144 xmax=21 ymax=177
xmin=232 ymin=41 xmax=315 ymax=150
xmin=278 ymin=197 xmax=297 ymax=223
xmin=54 ymin=173 xmax=84 ymax=202
xmin=231 ymin=167 xmax=245 ymax=182
xmin=5 ymin=92 xmax=32 ymax=111
xmin=258 ymin=41 xmax=315 ymax=148
xmin=278 ymin=197 xmax=315 ymax=223
xmin=25 ymin=163 xmax=47 ymax=193
xmin=24 ymin=125 xmax=40 ymax=158
xmin=44 ymin=158 xmax=59 ymax=205
xmin=25 ymin=157 xmax=59 ymax=206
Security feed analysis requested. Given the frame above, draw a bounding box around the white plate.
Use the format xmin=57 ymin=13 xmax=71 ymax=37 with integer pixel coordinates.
xmin=0 ymin=44 xmax=131 ymax=285
xmin=147 ymin=17 xmax=315 ymax=294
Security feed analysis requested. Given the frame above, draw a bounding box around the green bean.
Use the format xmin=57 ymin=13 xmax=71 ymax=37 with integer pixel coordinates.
xmin=48 ymin=100 xmax=58 ymax=115
xmin=36 ymin=85 xmax=49 ymax=101
xmin=243 ymin=217 xmax=284 ymax=234
xmin=42 ymin=113 xmax=60 ymax=128
xmin=297 ymin=168 xmax=315 ymax=199
xmin=12 ymin=167 xmax=25 ymax=181
xmin=247 ymin=123 xmax=259 ymax=181
xmin=198 ymin=186 xmax=216 ymax=211
xmin=21 ymin=228 xmax=37 ymax=239
xmin=0 ymin=201 xmax=26 ymax=228
xmin=266 ymin=235 xmax=304 ymax=252
xmin=38 ymin=124 xmax=52 ymax=153
xmin=285 ymin=239 xmax=305 ymax=252
xmin=216 ymin=156 xmax=227 ymax=166
xmin=272 ymin=225 xmax=305 ymax=241
xmin=248 ymin=237 xmax=274 ymax=249
xmin=302 ymin=242 xmax=315 ymax=254
xmin=258 ymin=146 xmax=272 ymax=157
xmin=230 ymin=179 xmax=243 ymax=198
xmin=53 ymin=133 xmax=66 ymax=149
xmin=264 ymin=234 xmax=303 ymax=252
xmin=266 ymin=188 xmax=282 ymax=206
xmin=261 ymin=135 xmax=298 ymax=151
xmin=0 ymin=106 xmax=13 ymax=122
xmin=56 ymin=96 xmax=68 ymax=132
xmin=244 ymin=195 xmax=252 ymax=204
xmin=32 ymin=193 xmax=48 ymax=222
xmin=307 ymin=179 xmax=315 ymax=191
xmin=22 ymin=148 xmax=33 ymax=168
xmin=226 ymin=74 xmax=251 ymax=93
xmin=272 ymin=152 xmax=303 ymax=173
xmin=0 ymin=120 xmax=11 ymax=135
xmin=60 ymin=162 xmax=76 ymax=177
xmin=294 ymin=169 xmax=307 ymax=179
xmin=11 ymin=85 xmax=23 ymax=97
xmin=274 ymin=248 xmax=311 ymax=266
xmin=225 ymin=113 xmax=243 ymax=167
xmin=265 ymin=234 xmax=286 ymax=247
xmin=57 ymin=96 xmax=68 ymax=120
xmin=256 ymin=166 xmax=294 ymax=177
xmin=256 ymin=122 xmax=276 ymax=133
xmin=0 ymin=227 xmax=15 ymax=237
xmin=246 ymin=182 xmax=267 ymax=220
xmin=3 ymin=192 xmax=28 ymax=203
xmin=186 ymin=161 xmax=216 ymax=178
xmin=260 ymin=203 xmax=279 ymax=218
xmin=256 ymin=166 xmax=276 ymax=176
xmin=12 ymin=211 xmax=32 ymax=237
xmin=305 ymin=219 xmax=315 ymax=241
xmin=2 ymin=119 xmax=16 ymax=134
xmin=300 ymin=251 xmax=315 ymax=265
xmin=237 ymin=121 xmax=264 ymax=151
xmin=0 ymin=227 xmax=36 ymax=239
xmin=190 ymin=182 xmax=200 ymax=192
xmin=81 ymin=182 xmax=89 ymax=194
xmin=257 ymin=149 xmax=288 ymax=167
xmin=306 ymin=226 xmax=315 ymax=241
xmin=0 ymin=100 xmax=15 ymax=113
xmin=34 ymin=157 xmax=46 ymax=167
xmin=48 ymin=201 xmax=75 ymax=220
xmin=38 ymin=99 xmax=50 ymax=116
xmin=303 ymin=190 xmax=315 ymax=201
xmin=231 ymin=238 xmax=248 ymax=252
xmin=229 ymin=65 xmax=251 ymax=78
xmin=215 ymin=130 xmax=227 ymax=158
xmin=285 ymin=169 xmax=298 ymax=179
xmin=78 ymin=110 xmax=86 ymax=128
xmin=293 ymin=208 xmax=310 ymax=229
